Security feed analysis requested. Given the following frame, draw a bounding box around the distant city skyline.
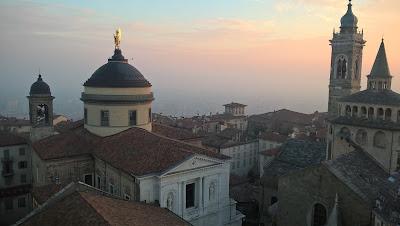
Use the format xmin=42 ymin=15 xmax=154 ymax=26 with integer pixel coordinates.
xmin=1 ymin=0 xmax=400 ymax=119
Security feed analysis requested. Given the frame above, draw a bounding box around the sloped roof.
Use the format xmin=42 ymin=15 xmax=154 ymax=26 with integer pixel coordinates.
xmin=22 ymin=191 xmax=189 ymax=226
xmin=223 ymin=102 xmax=247 ymax=108
xmin=219 ymin=127 xmax=241 ymax=139
xmin=31 ymin=127 xmax=229 ymax=177
xmin=0 ymin=132 xmax=28 ymax=147
xmin=229 ymin=173 xmax=250 ymax=186
xmin=152 ymin=123 xmax=204 ymax=140
xmin=202 ymin=133 xmax=230 ymax=148
xmin=259 ymin=146 xmax=281 ymax=156
xmin=328 ymin=115 xmax=400 ymax=131
xmin=0 ymin=116 xmax=29 ymax=126
xmin=55 ymin=119 xmax=84 ymax=134
xmin=31 ymin=183 xmax=70 ymax=205
xmin=260 ymin=139 xmax=326 ymax=189
xmin=257 ymin=132 xmax=287 ymax=143
xmin=368 ymin=40 xmax=391 ymax=78
xmin=322 ymin=149 xmax=389 ymax=207
xmin=340 ymin=89 xmax=400 ymax=105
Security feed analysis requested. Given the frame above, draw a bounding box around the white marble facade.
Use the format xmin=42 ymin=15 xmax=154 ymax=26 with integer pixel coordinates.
xmin=138 ymin=155 xmax=243 ymax=226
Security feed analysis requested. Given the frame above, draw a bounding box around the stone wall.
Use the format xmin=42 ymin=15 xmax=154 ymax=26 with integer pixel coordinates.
xmin=278 ymin=164 xmax=372 ymax=226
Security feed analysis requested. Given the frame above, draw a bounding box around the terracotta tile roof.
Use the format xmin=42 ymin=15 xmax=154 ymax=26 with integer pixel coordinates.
xmin=55 ymin=119 xmax=84 ymax=134
xmin=152 ymin=114 xmax=177 ymax=127
xmin=229 ymin=173 xmax=249 ymax=186
xmin=315 ymin=128 xmax=327 ymax=139
xmin=0 ymin=116 xmax=29 ymax=126
xmin=259 ymin=146 xmax=281 ymax=156
xmin=210 ymin=113 xmax=246 ymax=122
xmin=223 ymin=102 xmax=247 ymax=108
xmin=202 ymin=134 xmax=230 ymax=148
xmin=257 ymin=132 xmax=287 ymax=143
xmin=22 ymin=191 xmax=189 ymax=226
xmin=271 ymin=109 xmax=314 ymax=125
xmin=31 ymin=127 xmax=230 ymax=177
xmin=31 ymin=183 xmax=70 ymax=205
xmin=0 ymin=132 xmax=28 ymax=147
xmin=175 ymin=118 xmax=202 ymax=130
xmin=219 ymin=127 xmax=241 ymax=138
xmin=152 ymin=123 xmax=204 ymax=140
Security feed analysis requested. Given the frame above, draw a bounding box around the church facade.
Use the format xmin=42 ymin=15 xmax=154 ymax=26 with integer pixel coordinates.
xmin=28 ymin=31 xmax=243 ymax=226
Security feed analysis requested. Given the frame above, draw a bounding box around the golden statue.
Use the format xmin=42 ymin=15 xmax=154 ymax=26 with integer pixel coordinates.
xmin=114 ymin=27 xmax=121 ymax=49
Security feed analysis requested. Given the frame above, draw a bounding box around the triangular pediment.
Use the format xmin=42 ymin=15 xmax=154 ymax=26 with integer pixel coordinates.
xmin=162 ymin=155 xmax=222 ymax=176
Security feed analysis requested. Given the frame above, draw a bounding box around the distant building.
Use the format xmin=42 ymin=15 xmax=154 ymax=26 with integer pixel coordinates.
xmin=0 ymin=133 xmax=31 ymax=225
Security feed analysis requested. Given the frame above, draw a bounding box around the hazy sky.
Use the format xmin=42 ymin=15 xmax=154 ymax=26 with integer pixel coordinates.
xmin=1 ymin=0 xmax=400 ymax=117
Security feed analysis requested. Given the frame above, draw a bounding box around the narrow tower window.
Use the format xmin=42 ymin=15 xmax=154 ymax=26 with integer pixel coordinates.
xmin=341 ymin=59 xmax=347 ymax=79
xmin=148 ymin=108 xmax=152 ymax=123
xmin=336 ymin=59 xmax=342 ymax=78
xmin=101 ymin=110 xmax=109 ymax=126
xmin=129 ymin=110 xmax=137 ymax=126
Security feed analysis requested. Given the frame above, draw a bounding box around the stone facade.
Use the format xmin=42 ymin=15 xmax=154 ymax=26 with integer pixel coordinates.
xmin=278 ymin=164 xmax=372 ymax=226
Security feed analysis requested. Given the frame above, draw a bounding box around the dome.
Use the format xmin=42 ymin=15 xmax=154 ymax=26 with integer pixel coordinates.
xmin=84 ymin=49 xmax=152 ymax=88
xmin=30 ymin=74 xmax=51 ymax=95
xmin=340 ymin=2 xmax=358 ymax=28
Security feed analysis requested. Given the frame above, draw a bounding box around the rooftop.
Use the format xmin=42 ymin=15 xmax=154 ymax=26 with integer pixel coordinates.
xmin=152 ymin=123 xmax=204 ymax=140
xmin=257 ymin=132 xmax=287 ymax=143
xmin=22 ymin=191 xmax=189 ymax=226
xmin=31 ymin=127 xmax=230 ymax=177
xmin=0 ymin=132 xmax=28 ymax=147
xmin=328 ymin=115 xmax=400 ymax=131
xmin=260 ymin=139 xmax=326 ymax=189
xmin=223 ymin=102 xmax=247 ymax=108
xmin=340 ymin=89 xmax=400 ymax=105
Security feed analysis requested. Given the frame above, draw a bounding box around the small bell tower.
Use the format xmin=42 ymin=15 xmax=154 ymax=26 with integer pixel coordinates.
xmin=27 ymin=74 xmax=55 ymax=142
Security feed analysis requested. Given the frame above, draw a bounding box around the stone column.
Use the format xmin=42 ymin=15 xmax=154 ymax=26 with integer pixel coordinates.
xmin=182 ymin=181 xmax=186 ymax=216
xmin=199 ymin=177 xmax=203 ymax=208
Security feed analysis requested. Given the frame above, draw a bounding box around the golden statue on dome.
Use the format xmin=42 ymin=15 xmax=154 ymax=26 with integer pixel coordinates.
xmin=114 ymin=27 xmax=121 ymax=49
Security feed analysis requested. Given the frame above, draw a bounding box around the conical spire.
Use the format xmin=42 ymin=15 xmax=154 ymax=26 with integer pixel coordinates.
xmin=369 ymin=39 xmax=391 ymax=77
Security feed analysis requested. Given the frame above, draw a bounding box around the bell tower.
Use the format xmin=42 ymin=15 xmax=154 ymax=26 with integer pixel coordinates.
xmin=328 ymin=0 xmax=366 ymax=117
xmin=27 ymin=74 xmax=55 ymax=142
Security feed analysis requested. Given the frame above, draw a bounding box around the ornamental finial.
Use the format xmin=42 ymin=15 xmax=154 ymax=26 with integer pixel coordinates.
xmin=114 ymin=27 xmax=121 ymax=49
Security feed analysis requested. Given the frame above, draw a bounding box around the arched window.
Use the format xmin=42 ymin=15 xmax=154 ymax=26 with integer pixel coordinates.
xmin=356 ymin=129 xmax=368 ymax=145
xmin=336 ymin=59 xmax=342 ymax=78
xmin=339 ymin=127 xmax=350 ymax=138
xmin=352 ymin=106 xmax=358 ymax=117
xmin=355 ymin=57 xmax=360 ymax=78
xmin=368 ymin=107 xmax=374 ymax=119
xmin=361 ymin=107 xmax=367 ymax=118
xmin=345 ymin=105 xmax=351 ymax=117
xmin=369 ymin=81 xmax=372 ymax=89
xmin=378 ymin=81 xmax=383 ymax=90
xmin=385 ymin=108 xmax=392 ymax=121
xmin=342 ymin=59 xmax=347 ymax=79
xmin=313 ymin=203 xmax=327 ymax=226
xmin=36 ymin=104 xmax=49 ymax=124
xmin=374 ymin=131 xmax=386 ymax=149
xmin=377 ymin=108 xmax=384 ymax=120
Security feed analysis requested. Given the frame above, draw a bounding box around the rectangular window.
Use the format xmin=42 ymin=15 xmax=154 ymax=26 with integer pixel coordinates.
xmin=101 ymin=110 xmax=109 ymax=126
xmin=237 ymin=153 xmax=240 ymax=159
xmin=237 ymin=161 xmax=240 ymax=168
xmin=5 ymin=199 xmax=13 ymax=210
xmin=96 ymin=175 xmax=101 ymax=189
xmin=18 ymin=161 xmax=27 ymax=169
xmin=243 ymin=159 xmax=246 ymax=166
xmin=249 ymin=158 xmax=252 ymax=165
xmin=129 ymin=110 xmax=137 ymax=126
xmin=244 ymin=152 xmax=247 ymax=158
xmin=21 ymin=175 xmax=27 ymax=183
xmin=148 ymin=108 xmax=152 ymax=123
xmin=4 ymin=149 xmax=10 ymax=159
xmin=109 ymin=184 xmax=114 ymax=194
xmin=328 ymin=141 xmax=333 ymax=160
xmin=84 ymin=174 xmax=93 ymax=186
xmin=18 ymin=197 xmax=26 ymax=208
xmin=186 ymin=183 xmax=195 ymax=208
xmin=84 ymin=108 xmax=88 ymax=123
xmin=397 ymin=152 xmax=400 ymax=171
xmin=19 ymin=148 xmax=25 ymax=156
xmin=4 ymin=163 xmax=12 ymax=174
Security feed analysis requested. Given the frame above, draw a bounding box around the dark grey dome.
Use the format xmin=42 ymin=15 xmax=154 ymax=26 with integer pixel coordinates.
xmin=340 ymin=2 xmax=358 ymax=28
xmin=30 ymin=75 xmax=51 ymax=95
xmin=84 ymin=49 xmax=152 ymax=88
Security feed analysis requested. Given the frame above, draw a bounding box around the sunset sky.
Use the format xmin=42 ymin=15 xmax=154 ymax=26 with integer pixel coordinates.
xmin=1 ymin=0 xmax=400 ymax=116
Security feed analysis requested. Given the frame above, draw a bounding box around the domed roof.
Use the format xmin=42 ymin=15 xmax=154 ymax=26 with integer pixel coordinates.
xmin=84 ymin=49 xmax=151 ymax=88
xmin=340 ymin=1 xmax=358 ymax=28
xmin=30 ymin=74 xmax=51 ymax=95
